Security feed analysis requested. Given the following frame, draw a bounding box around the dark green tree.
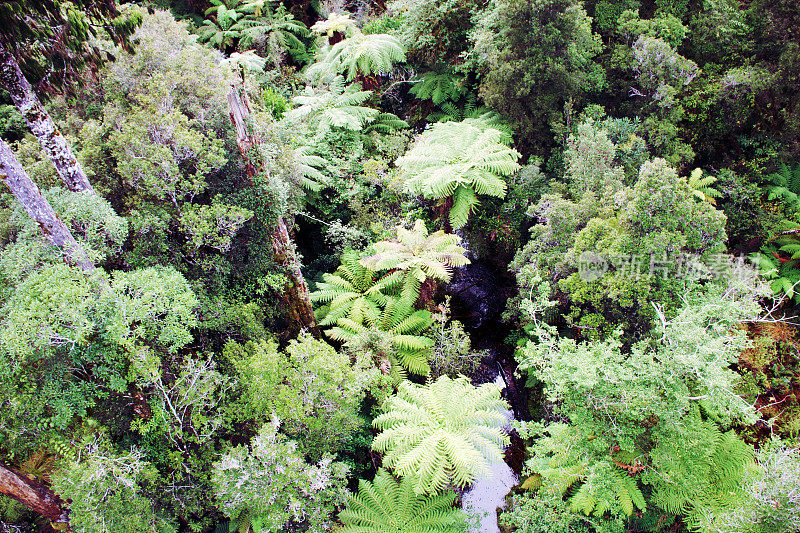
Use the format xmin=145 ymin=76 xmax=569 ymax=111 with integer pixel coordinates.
xmin=472 ymin=0 xmax=604 ymax=154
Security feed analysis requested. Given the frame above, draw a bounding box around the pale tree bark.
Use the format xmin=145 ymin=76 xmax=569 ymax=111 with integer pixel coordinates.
xmin=0 ymin=462 xmax=69 ymax=526
xmin=0 ymin=139 xmax=95 ymax=273
xmin=0 ymin=40 xmax=96 ymax=195
xmin=227 ymin=83 xmax=320 ymax=338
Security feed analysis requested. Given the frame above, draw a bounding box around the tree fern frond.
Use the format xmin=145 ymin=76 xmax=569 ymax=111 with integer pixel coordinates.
xmin=360 ymin=219 xmax=470 ymax=284
xmin=282 ymin=77 xmax=378 ymax=138
xmin=409 ymin=71 xmax=465 ymax=105
xmin=311 ymin=250 xmax=399 ymax=330
xmin=312 ymin=30 xmax=405 ymax=82
xmin=364 ymin=112 xmax=409 ymax=134
xmin=397 ymin=121 xmax=520 ymax=228
xmin=373 ymin=376 xmax=510 ymax=494
xmin=339 ymin=470 xmax=465 ymax=532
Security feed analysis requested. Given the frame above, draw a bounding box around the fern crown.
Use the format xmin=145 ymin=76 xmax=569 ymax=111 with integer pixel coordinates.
xmin=686 ymin=168 xmax=722 ymax=205
xmin=360 ymin=219 xmax=470 ymax=284
xmin=373 ymin=375 xmax=510 ymax=494
xmin=327 ymin=304 xmax=435 ymax=378
xmin=308 ymin=22 xmax=405 ymax=82
xmin=310 ymin=12 xmax=359 ymax=38
xmin=282 ymin=76 xmax=378 ymax=138
xmin=310 ymin=250 xmax=403 ymax=328
xmin=397 ymin=121 xmax=521 ymax=228
xmin=338 ymin=469 xmax=465 ymax=533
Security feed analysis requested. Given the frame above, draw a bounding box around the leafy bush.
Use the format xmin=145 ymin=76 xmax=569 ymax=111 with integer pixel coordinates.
xmin=51 ymin=441 xmax=167 ymax=533
xmin=472 ymin=0 xmax=603 ymax=151
xmin=225 ymin=335 xmax=376 ymax=458
xmin=516 ymin=280 xmax=765 ymax=528
xmin=211 ymin=423 xmax=349 ymax=533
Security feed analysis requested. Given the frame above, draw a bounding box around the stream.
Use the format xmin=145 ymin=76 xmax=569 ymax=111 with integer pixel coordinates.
xmin=447 ymin=260 xmax=529 ymax=532
xmin=461 ymin=374 xmax=519 ymax=533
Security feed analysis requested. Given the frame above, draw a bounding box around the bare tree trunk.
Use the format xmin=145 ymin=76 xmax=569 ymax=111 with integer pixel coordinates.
xmin=0 ymin=462 xmax=69 ymax=526
xmin=0 ymin=40 xmax=96 ymax=195
xmin=0 ymin=139 xmax=95 ymax=273
xmin=227 ymin=83 xmax=320 ymax=338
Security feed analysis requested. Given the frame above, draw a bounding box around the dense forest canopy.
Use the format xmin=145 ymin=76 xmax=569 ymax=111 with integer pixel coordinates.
xmin=0 ymin=0 xmax=799 ymax=532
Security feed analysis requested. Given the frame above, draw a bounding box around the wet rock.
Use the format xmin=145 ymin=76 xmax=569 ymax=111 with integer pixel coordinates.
xmin=447 ymin=262 xmax=506 ymax=329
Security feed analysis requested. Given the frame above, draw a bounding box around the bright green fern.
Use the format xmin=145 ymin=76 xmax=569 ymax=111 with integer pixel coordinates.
xmin=687 ymin=168 xmax=722 ymax=205
xmin=282 ymin=76 xmax=378 ymax=139
xmin=236 ymin=5 xmax=309 ymax=65
xmin=363 ymin=112 xmax=409 ymax=134
xmin=310 ymin=250 xmax=403 ymax=327
xmin=526 ymin=423 xmax=646 ymax=519
xmin=372 ymin=375 xmax=510 ymax=494
xmin=308 ymin=29 xmax=405 ymax=82
xmin=397 ymin=121 xmax=521 ymax=228
xmin=360 ymin=219 xmax=470 ymax=283
xmin=753 ymin=163 xmax=800 ymax=303
xmin=197 ymin=5 xmax=244 ymax=50
xmin=360 ymin=219 xmax=469 ymax=314
xmin=647 ymin=411 xmax=754 ymax=530
xmin=338 ymin=469 xmax=466 ymax=533
xmin=329 ymin=302 xmax=434 ymax=377
xmin=291 ymin=146 xmax=329 ymax=192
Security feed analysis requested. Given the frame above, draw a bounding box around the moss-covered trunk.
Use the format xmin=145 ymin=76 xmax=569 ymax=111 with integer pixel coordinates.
xmin=0 ymin=462 xmax=69 ymax=526
xmin=0 ymin=40 xmax=96 ymax=195
xmin=0 ymin=138 xmax=95 ymax=273
xmin=227 ymin=83 xmax=320 ymax=338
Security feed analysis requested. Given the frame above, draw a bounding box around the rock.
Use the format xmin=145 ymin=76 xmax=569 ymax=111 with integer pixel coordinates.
xmin=447 ymin=262 xmax=506 ymax=329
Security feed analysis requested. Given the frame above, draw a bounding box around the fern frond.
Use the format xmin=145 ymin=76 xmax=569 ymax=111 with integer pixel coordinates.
xmin=312 ymin=250 xmax=399 ymax=331
xmin=409 ymin=71 xmax=465 ymax=105
xmin=373 ymin=376 xmax=510 ymax=494
xmin=364 ymin=112 xmax=409 ymax=134
xmin=339 ymin=470 xmax=465 ymax=532
xmin=360 ymin=219 xmax=470 ymax=284
xmin=313 ymin=31 xmax=405 ymax=82
xmin=397 ymin=121 xmax=520 ymax=228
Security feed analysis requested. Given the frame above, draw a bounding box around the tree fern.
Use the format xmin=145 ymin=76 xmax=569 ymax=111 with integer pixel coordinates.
xmin=310 ymin=250 xmax=403 ymax=327
xmin=236 ymin=6 xmax=309 ymax=65
xmin=766 ymin=162 xmax=800 ymax=212
xmin=409 ymin=71 xmax=465 ymax=105
xmin=310 ymin=12 xmax=359 ymax=39
xmin=363 ymin=112 xmax=409 ymax=135
xmin=372 ymin=375 xmax=510 ymax=494
xmin=311 ymin=30 xmax=406 ymax=82
xmin=753 ymin=222 xmax=800 ymax=303
xmin=338 ymin=470 xmax=466 ymax=533
xmin=568 ymin=463 xmax=646 ymax=518
xmin=328 ymin=303 xmax=434 ymax=377
xmin=426 ymin=94 xmax=513 ymax=142
xmin=397 ymin=121 xmax=521 ymax=228
xmin=360 ymin=219 xmax=470 ymax=284
xmin=282 ymin=76 xmax=378 ymax=139
xmin=204 ymin=0 xmax=245 ymax=16
xmin=291 ymin=146 xmax=329 ymax=192
xmin=687 ymin=168 xmax=722 ymax=205
xmin=197 ymin=6 xmax=244 ymax=50
xmin=237 ymin=0 xmax=275 ymax=18
xmin=647 ymin=412 xmax=754 ymax=527
xmin=527 ymin=423 xmax=646 ymax=519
